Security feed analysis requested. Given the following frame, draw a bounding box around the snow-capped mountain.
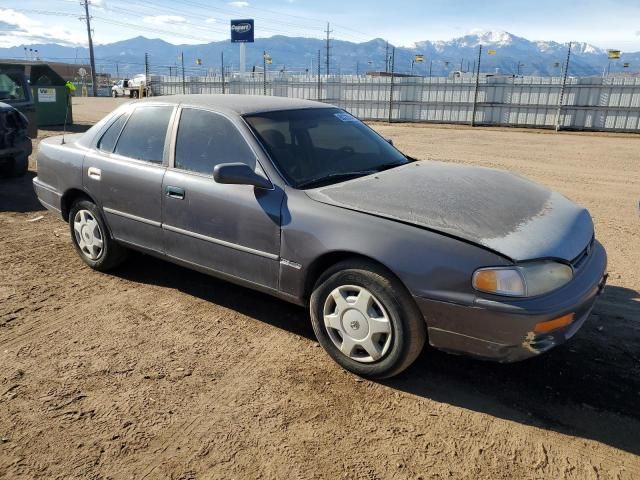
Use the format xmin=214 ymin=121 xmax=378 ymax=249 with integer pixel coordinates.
xmin=0 ymin=31 xmax=635 ymax=77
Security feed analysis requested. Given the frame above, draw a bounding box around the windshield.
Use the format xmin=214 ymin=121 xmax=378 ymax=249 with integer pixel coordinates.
xmin=0 ymin=72 xmax=28 ymax=102
xmin=244 ymin=108 xmax=408 ymax=188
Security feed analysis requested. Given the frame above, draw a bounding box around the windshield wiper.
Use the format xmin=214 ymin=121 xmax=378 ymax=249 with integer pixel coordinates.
xmin=297 ymin=170 xmax=377 ymax=189
xmin=375 ymin=162 xmax=406 ymax=172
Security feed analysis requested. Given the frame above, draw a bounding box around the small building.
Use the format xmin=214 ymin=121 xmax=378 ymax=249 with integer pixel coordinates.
xmin=0 ymin=59 xmax=95 ymax=83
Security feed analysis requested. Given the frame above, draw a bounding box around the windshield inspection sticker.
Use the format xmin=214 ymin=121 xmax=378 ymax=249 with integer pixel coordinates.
xmin=334 ymin=112 xmax=358 ymax=122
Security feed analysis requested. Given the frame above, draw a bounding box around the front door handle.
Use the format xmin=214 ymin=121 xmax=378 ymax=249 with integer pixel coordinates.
xmin=165 ymin=185 xmax=185 ymax=200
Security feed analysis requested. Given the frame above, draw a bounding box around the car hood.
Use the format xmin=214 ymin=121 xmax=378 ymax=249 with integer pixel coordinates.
xmin=306 ymin=161 xmax=593 ymax=262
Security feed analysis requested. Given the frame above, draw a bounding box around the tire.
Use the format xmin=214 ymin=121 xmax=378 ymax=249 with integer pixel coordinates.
xmin=69 ymin=199 xmax=127 ymax=271
xmin=132 ymin=90 xmax=139 ymax=98
xmin=0 ymin=155 xmax=28 ymax=178
xmin=10 ymin=154 xmax=28 ymax=177
xmin=112 ymin=90 xmax=118 ymax=98
xmin=310 ymin=260 xmax=426 ymax=379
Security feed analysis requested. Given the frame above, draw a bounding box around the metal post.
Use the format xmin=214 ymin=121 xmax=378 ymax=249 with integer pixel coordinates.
xmin=555 ymin=42 xmax=572 ymax=132
xmin=429 ymin=60 xmax=432 ymax=77
xmin=181 ymin=52 xmax=186 ymax=94
xmin=388 ymin=47 xmax=395 ymax=123
xmin=317 ymin=49 xmax=321 ymax=101
xmin=221 ymin=51 xmax=225 ymax=94
xmin=240 ymin=42 xmax=246 ymax=75
xmin=471 ymin=45 xmax=482 ymax=126
xmin=263 ymin=51 xmax=267 ymax=95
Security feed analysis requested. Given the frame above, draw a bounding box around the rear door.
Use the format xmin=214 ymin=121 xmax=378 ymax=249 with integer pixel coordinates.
xmin=162 ymin=107 xmax=283 ymax=289
xmin=83 ymin=104 xmax=176 ymax=253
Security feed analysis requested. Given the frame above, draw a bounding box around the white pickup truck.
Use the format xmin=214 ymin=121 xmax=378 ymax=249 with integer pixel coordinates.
xmin=111 ymin=74 xmax=150 ymax=98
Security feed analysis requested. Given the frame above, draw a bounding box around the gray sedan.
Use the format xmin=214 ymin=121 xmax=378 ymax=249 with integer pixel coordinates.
xmin=33 ymin=95 xmax=608 ymax=378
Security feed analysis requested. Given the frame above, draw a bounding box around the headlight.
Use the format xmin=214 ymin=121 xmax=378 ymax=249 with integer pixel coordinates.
xmin=472 ymin=262 xmax=573 ymax=297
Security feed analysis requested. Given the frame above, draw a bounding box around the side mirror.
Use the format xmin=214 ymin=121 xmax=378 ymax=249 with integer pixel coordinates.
xmin=213 ymin=163 xmax=272 ymax=189
xmin=386 ymin=138 xmax=394 ymax=146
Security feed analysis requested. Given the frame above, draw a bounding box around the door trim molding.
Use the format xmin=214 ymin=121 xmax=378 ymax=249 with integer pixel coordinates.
xmin=103 ymin=207 xmax=162 ymax=227
xmin=162 ymin=223 xmax=279 ymax=260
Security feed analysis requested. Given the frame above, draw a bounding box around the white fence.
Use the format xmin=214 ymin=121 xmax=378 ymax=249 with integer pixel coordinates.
xmin=150 ymin=74 xmax=640 ymax=132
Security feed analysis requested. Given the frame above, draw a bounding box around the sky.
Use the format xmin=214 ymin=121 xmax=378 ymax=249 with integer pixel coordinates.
xmin=1 ymin=0 xmax=640 ymax=51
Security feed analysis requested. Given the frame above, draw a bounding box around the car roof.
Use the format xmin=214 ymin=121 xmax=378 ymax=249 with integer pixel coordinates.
xmin=134 ymin=94 xmax=331 ymax=116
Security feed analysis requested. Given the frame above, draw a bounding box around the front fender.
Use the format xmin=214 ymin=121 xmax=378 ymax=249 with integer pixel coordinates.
xmin=279 ymin=189 xmax=511 ymax=303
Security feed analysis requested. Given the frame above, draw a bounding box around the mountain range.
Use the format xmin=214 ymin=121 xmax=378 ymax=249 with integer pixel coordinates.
xmin=1 ymin=31 xmax=638 ymax=78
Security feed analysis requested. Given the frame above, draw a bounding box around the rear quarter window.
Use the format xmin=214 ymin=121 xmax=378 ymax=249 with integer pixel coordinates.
xmin=97 ymin=114 xmax=128 ymax=153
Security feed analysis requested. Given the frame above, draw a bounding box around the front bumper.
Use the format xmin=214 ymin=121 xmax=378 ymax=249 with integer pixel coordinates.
xmin=414 ymin=240 xmax=608 ymax=362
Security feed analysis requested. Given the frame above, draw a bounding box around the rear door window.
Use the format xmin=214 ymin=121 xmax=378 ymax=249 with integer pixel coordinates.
xmin=174 ymin=108 xmax=255 ymax=175
xmin=114 ymin=106 xmax=173 ymax=163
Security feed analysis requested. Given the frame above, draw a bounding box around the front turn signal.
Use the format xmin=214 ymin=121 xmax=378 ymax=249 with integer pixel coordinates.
xmin=533 ymin=313 xmax=575 ymax=333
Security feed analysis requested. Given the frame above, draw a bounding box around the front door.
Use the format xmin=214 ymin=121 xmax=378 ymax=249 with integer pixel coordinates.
xmin=162 ymin=107 xmax=283 ymax=289
xmin=84 ymin=104 xmax=175 ymax=253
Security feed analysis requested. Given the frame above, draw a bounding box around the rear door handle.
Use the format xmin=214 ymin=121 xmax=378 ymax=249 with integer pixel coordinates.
xmin=87 ymin=167 xmax=101 ymax=181
xmin=165 ymin=185 xmax=185 ymax=200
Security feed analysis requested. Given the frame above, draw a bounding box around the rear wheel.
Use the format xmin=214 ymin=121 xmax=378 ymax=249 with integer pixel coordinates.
xmin=69 ymin=200 xmax=127 ymax=271
xmin=131 ymin=90 xmax=139 ymax=98
xmin=310 ymin=260 xmax=426 ymax=379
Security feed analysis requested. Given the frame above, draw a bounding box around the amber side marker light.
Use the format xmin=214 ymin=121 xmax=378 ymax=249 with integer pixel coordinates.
xmin=533 ymin=313 xmax=575 ymax=333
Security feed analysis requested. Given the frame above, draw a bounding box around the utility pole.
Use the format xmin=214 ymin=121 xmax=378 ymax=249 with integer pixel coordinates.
xmin=385 ymin=41 xmax=389 ymax=73
xmin=116 ymin=62 xmax=119 ymax=80
xmin=325 ymin=22 xmax=332 ymax=76
xmin=82 ymin=0 xmax=98 ymax=97
xmin=221 ymin=51 xmax=225 ymax=94
xmin=144 ymin=52 xmax=149 ymax=93
xmin=471 ymin=45 xmax=482 ymax=126
xmin=429 ymin=59 xmax=432 ymax=77
xmin=388 ymin=47 xmax=395 ymax=123
xmin=263 ymin=50 xmax=267 ymax=95
xmin=555 ymin=42 xmax=572 ymax=132
xmin=180 ymin=51 xmax=185 ymax=94
xmin=317 ymin=49 xmax=321 ymax=101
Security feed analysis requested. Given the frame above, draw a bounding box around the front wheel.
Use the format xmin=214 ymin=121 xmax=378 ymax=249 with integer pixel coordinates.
xmin=112 ymin=90 xmax=118 ymax=98
xmin=310 ymin=260 xmax=426 ymax=379
xmin=69 ymin=200 xmax=127 ymax=271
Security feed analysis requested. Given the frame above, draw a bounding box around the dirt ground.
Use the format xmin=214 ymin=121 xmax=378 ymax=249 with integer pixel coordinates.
xmin=1 ymin=97 xmax=639 ymax=479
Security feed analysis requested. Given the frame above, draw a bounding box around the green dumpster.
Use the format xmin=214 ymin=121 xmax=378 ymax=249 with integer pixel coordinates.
xmin=30 ymin=65 xmax=72 ymax=126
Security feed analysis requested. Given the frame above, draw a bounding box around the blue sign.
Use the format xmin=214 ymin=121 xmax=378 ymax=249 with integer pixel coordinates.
xmin=231 ymin=19 xmax=254 ymax=43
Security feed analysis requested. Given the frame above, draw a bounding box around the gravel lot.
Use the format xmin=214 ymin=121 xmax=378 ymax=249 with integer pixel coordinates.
xmin=1 ymin=97 xmax=639 ymax=479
